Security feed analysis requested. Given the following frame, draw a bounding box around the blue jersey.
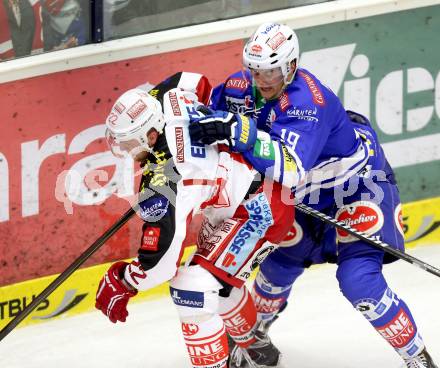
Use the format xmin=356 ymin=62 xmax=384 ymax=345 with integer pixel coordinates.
xmin=210 ymin=69 xmax=387 ymax=197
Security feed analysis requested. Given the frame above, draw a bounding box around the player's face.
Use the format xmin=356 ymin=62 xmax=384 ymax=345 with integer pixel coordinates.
xmin=250 ymin=67 xmax=285 ymax=100
xmin=119 ymin=139 xmax=148 ymax=162
xmin=106 ymin=130 xmax=158 ymax=162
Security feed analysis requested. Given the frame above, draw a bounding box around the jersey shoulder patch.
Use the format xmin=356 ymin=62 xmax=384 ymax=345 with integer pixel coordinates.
xmin=163 ymin=88 xmax=200 ymax=121
xmin=297 ymin=69 xmax=326 ymax=106
xmin=223 ymin=71 xmax=251 ymax=95
xmin=148 ymin=72 xmax=183 ymax=104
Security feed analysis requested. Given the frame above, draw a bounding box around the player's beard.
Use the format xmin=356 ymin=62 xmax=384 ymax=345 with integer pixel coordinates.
xmin=134 ymin=150 xmax=149 ymax=162
xmin=129 ymin=145 xmax=152 ymax=162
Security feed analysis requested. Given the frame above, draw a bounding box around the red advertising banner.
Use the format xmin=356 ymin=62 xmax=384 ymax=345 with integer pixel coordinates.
xmin=0 ymin=40 xmax=243 ymax=286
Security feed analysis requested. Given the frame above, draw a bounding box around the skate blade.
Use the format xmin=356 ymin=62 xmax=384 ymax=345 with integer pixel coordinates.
xmin=254 ymin=353 xmax=285 ymax=368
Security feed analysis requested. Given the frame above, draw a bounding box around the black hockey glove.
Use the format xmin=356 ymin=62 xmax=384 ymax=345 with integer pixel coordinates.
xmin=189 ymin=108 xmax=257 ymax=152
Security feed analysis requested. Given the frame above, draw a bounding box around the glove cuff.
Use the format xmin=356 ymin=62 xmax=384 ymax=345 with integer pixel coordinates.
xmin=230 ymin=114 xmax=257 ymax=152
xmin=110 ymin=261 xmax=138 ymax=296
xmin=121 ymin=277 xmax=138 ymax=295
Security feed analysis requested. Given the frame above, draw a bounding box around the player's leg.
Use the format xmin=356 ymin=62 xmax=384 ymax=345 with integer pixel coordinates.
xmin=337 ymin=254 xmax=437 ymax=367
xmin=196 ymin=181 xmax=296 ymax=368
xmin=219 ymin=285 xmax=281 ymax=368
xmin=219 ymin=286 xmax=258 ymax=348
xmin=170 ymin=265 xmax=229 ymax=368
xmin=222 ymin=209 xmax=330 ymax=368
xmin=170 ymin=265 xmax=283 ymax=368
xmin=335 ymin=179 xmax=437 ymax=367
xmin=251 ymin=209 xmax=331 ymax=330
xmin=252 ymin=251 xmax=304 ymax=329
xmin=224 ymin=211 xmax=329 ymax=367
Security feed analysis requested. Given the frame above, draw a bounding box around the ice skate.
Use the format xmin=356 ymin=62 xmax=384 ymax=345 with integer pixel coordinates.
xmin=404 ymin=348 xmax=438 ymax=368
xmin=229 ymin=327 xmax=282 ymax=368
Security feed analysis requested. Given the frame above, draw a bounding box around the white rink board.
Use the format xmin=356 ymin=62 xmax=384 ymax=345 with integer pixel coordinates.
xmin=1 ymin=245 xmax=439 ymax=368
xmin=1 ymin=0 xmax=439 ymax=83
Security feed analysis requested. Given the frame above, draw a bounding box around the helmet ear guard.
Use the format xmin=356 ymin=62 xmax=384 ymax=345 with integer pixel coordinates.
xmin=280 ymin=47 xmax=298 ymax=85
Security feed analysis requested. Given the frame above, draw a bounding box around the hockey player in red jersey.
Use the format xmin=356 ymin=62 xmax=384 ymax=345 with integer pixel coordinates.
xmin=94 ymin=72 xmax=295 ymax=368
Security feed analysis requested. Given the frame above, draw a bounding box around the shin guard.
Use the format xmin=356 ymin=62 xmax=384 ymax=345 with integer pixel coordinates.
xmin=219 ymin=286 xmax=258 ymax=348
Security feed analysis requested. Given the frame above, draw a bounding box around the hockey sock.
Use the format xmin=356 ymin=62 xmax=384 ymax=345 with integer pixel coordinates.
xmin=337 ymin=256 xmax=425 ymax=359
xmin=181 ymin=315 xmax=229 ymax=368
xmin=362 ymin=288 xmax=425 ymax=359
xmin=252 ymin=271 xmax=292 ymax=326
xmin=219 ymin=286 xmax=258 ymax=348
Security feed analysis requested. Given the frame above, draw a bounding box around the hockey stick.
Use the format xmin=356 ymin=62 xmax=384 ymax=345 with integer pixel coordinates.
xmin=294 ymin=202 xmax=440 ymax=278
xmin=0 ymin=207 xmax=136 ymax=343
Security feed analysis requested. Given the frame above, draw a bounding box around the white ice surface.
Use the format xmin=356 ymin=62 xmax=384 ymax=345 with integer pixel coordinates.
xmin=1 ymin=245 xmax=439 ymax=368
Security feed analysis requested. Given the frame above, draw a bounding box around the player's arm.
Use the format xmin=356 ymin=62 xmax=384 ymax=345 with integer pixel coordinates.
xmin=148 ymin=71 xmax=213 ymax=106
xmin=188 ymin=110 xmax=299 ymax=186
xmin=208 ymin=72 xmax=250 ymax=111
xmin=124 ymin=166 xmax=180 ymax=292
xmin=187 ymin=108 xmax=302 ymax=188
xmin=189 ymin=109 xmax=258 ymax=152
xmin=240 ymin=130 xmax=304 ymax=189
xmin=95 ymin=156 xmax=188 ymax=323
xmin=209 ymin=82 xmax=229 ymax=110
xmin=189 ymin=107 xmax=331 ymax=189
xmin=244 ymin=112 xmax=333 ymax=188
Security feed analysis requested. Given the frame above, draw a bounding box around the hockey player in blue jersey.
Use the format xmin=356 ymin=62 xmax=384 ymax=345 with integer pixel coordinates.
xmin=189 ymin=22 xmax=437 ymax=368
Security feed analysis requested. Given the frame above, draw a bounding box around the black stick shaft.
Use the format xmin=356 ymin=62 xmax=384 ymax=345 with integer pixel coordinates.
xmin=0 ymin=207 xmax=136 ymax=342
xmin=295 ymin=203 xmax=440 ymax=278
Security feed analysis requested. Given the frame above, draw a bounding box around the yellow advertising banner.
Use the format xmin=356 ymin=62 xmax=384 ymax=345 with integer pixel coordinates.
xmin=404 ymin=197 xmax=440 ymax=248
xmin=0 ymin=246 xmax=195 ymax=330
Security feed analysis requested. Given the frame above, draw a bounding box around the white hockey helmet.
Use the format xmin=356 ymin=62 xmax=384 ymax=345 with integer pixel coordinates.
xmin=105 ymin=88 xmax=164 ymax=157
xmin=243 ymin=22 xmax=299 ymax=84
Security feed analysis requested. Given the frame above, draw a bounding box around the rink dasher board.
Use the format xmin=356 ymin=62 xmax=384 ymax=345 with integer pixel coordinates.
xmin=1 ymin=196 xmax=440 ymax=330
xmin=0 ymin=246 xmax=196 ymax=330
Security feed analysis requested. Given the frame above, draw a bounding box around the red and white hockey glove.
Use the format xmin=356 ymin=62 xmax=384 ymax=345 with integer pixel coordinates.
xmin=95 ymin=261 xmax=138 ymax=323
